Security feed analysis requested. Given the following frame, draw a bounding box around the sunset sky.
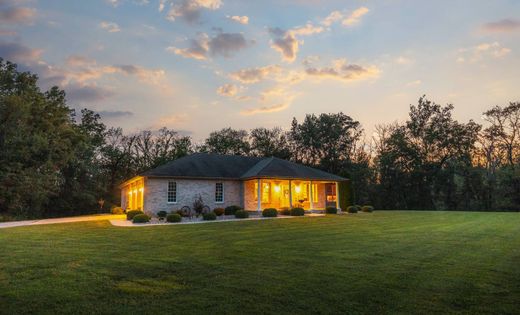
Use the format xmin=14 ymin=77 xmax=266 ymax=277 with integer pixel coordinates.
xmin=1 ymin=0 xmax=519 ymax=140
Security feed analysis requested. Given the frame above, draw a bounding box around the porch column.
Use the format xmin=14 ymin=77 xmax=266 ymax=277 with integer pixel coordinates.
xmin=335 ymin=182 xmax=340 ymax=210
xmin=257 ymin=178 xmax=262 ymax=211
xmin=309 ymin=181 xmax=314 ymax=210
xmin=289 ymin=180 xmax=293 ymax=208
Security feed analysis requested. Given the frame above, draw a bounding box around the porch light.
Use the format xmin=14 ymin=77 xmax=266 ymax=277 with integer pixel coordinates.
xmin=139 ymin=188 xmax=143 ymax=192
xmin=274 ymin=185 xmax=281 ymax=193
xmin=128 ymin=191 xmax=132 ymax=195
xmin=295 ymin=185 xmax=301 ymax=193
xmin=134 ymin=190 xmax=138 ymax=194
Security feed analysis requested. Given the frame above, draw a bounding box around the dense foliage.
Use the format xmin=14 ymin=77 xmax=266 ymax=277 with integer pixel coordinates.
xmin=0 ymin=60 xmax=519 ymax=218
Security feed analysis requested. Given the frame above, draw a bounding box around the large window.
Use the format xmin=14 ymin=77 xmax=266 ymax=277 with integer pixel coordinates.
xmin=167 ymin=181 xmax=177 ymax=203
xmin=254 ymin=181 xmax=270 ymax=203
xmin=215 ymin=182 xmax=224 ymax=203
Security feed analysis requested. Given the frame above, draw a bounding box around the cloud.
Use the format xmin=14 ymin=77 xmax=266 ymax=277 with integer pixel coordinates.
xmin=304 ymin=58 xmax=380 ymax=82
xmin=216 ymin=83 xmax=238 ymax=96
xmin=291 ymin=23 xmax=324 ymax=36
xmin=268 ymin=22 xmax=324 ymax=63
xmin=269 ymin=28 xmax=299 ymax=63
xmin=110 ymin=64 xmax=166 ymax=85
xmin=227 ymin=15 xmax=248 ymax=25
xmin=241 ymin=96 xmax=294 ymax=115
xmin=321 ymin=10 xmax=342 ymax=27
xmin=167 ymin=31 xmax=250 ymax=60
xmin=66 ymin=55 xmax=97 ymax=67
xmin=320 ymin=7 xmax=369 ymax=28
xmin=395 ymin=56 xmax=414 ymax=65
xmin=66 ymin=83 xmax=115 ymax=103
xmin=0 ymin=41 xmax=42 ymax=62
xmin=155 ymin=113 xmax=188 ymax=128
xmin=229 ymin=65 xmax=282 ymax=83
xmin=100 ymin=21 xmax=121 ymax=33
xmin=406 ymin=80 xmax=421 ymax=87
xmin=0 ymin=6 xmax=36 ymax=24
xmin=106 ymin=0 xmax=121 ymax=7
xmin=97 ymin=110 xmax=134 ymax=119
xmin=342 ymin=7 xmax=369 ymax=26
xmin=482 ymin=19 xmax=520 ymax=33
xmin=457 ymin=42 xmax=511 ymax=63
xmin=165 ymin=0 xmax=222 ymax=23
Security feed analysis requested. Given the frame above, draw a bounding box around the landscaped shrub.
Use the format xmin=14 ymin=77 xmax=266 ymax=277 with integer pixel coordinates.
xmin=213 ymin=208 xmax=225 ymax=216
xmin=157 ymin=211 xmax=168 ymax=220
xmin=362 ymin=205 xmax=374 ymax=213
xmin=111 ymin=206 xmax=124 ymax=214
xmin=225 ymin=205 xmax=242 ymax=215
xmin=280 ymin=207 xmax=290 ymax=215
xmin=132 ymin=214 xmax=150 ymax=223
xmin=262 ymin=208 xmax=278 ymax=217
xmin=166 ymin=213 xmax=182 ymax=223
xmin=290 ymin=207 xmax=305 ymax=216
xmin=235 ymin=210 xmax=249 ymax=219
xmin=176 ymin=209 xmax=188 ymax=217
xmin=347 ymin=206 xmax=359 ymax=213
xmin=325 ymin=206 xmax=338 ymax=214
xmin=203 ymin=212 xmax=217 ymax=221
xmin=126 ymin=210 xmax=144 ymax=220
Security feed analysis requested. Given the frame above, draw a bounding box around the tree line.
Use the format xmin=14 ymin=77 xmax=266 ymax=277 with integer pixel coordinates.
xmin=1 ymin=59 xmax=518 ymax=218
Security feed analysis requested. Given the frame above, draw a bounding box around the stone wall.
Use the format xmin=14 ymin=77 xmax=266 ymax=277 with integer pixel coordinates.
xmin=143 ymin=178 xmax=243 ymax=214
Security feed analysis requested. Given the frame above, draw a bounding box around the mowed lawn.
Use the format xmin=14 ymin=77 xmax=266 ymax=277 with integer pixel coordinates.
xmin=1 ymin=212 xmax=520 ymax=314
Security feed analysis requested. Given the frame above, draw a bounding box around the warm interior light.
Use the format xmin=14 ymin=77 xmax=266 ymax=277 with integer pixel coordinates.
xmin=295 ymin=185 xmax=301 ymax=193
xmin=128 ymin=191 xmax=132 ymax=195
xmin=274 ymin=185 xmax=281 ymax=193
xmin=139 ymin=188 xmax=143 ymax=192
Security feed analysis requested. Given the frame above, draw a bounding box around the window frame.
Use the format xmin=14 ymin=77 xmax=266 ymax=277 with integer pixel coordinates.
xmin=167 ymin=181 xmax=177 ymax=204
xmin=215 ymin=182 xmax=224 ymax=203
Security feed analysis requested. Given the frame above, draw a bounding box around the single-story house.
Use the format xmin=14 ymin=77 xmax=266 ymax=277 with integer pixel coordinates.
xmin=120 ymin=153 xmax=347 ymax=214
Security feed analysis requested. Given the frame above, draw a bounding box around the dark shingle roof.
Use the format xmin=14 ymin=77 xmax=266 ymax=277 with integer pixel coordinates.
xmin=140 ymin=153 xmax=346 ymax=181
xmin=141 ymin=153 xmax=262 ymax=179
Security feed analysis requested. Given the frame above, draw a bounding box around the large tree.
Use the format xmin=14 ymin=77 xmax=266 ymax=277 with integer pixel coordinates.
xmin=0 ymin=60 xmax=79 ymax=217
xmin=249 ymin=127 xmax=291 ymax=159
xmin=201 ymin=127 xmax=250 ymax=155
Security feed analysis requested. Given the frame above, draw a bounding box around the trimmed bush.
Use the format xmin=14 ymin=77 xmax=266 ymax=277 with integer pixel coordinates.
xmin=111 ymin=206 xmax=124 ymax=215
xmin=213 ymin=208 xmax=225 ymax=216
xmin=157 ymin=211 xmax=168 ymax=219
xmin=262 ymin=208 xmax=278 ymax=217
xmin=166 ymin=213 xmax=182 ymax=223
xmin=280 ymin=207 xmax=290 ymax=215
xmin=347 ymin=206 xmax=359 ymax=213
xmin=362 ymin=205 xmax=374 ymax=213
xmin=235 ymin=210 xmax=249 ymax=219
xmin=126 ymin=210 xmax=144 ymax=220
xmin=203 ymin=212 xmax=217 ymax=221
xmin=290 ymin=207 xmax=305 ymax=216
xmin=132 ymin=214 xmax=150 ymax=223
xmin=325 ymin=206 xmax=338 ymax=214
xmin=225 ymin=205 xmax=242 ymax=215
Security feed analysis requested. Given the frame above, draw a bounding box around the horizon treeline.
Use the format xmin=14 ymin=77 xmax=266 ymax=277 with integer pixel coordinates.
xmin=1 ymin=59 xmax=519 ymax=219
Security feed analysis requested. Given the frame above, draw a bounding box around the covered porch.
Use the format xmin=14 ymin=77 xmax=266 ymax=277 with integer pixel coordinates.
xmin=244 ymin=178 xmax=339 ymax=211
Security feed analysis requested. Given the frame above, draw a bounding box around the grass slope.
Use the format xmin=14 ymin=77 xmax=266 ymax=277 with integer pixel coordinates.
xmin=1 ymin=211 xmax=519 ymax=314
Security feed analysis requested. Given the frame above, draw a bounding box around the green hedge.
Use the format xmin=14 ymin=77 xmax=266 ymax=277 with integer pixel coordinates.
xmin=166 ymin=213 xmax=181 ymax=223
xmin=290 ymin=207 xmax=305 ymax=216
xmin=362 ymin=205 xmax=374 ymax=213
xmin=225 ymin=205 xmax=242 ymax=215
xmin=203 ymin=212 xmax=217 ymax=221
xmin=347 ymin=206 xmax=359 ymax=213
xmin=338 ymin=180 xmax=352 ymax=211
xmin=262 ymin=208 xmax=278 ymax=217
xmin=235 ymin=210 xmax=249 ymax=219
xmin=126 ymin=210 xmax=144 ymax=220
xmin=132 ymin=214 xmax=150 ymax=223
xmin=325 ymin=206 xmax=338 ymax=214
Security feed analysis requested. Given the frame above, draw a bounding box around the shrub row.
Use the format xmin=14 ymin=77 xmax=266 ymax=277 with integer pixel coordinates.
xmin=235 ymin=210 xmax=249 ymax=219
xmin=347 ymin=205 xmax=375 ymax=213
xmin=132 ymin=213 xmax=150 ymax=223
xmin=225 ymin=205 xmax=242 ymax=215
xmin=325 ymin=206 xmax=337 ymax=214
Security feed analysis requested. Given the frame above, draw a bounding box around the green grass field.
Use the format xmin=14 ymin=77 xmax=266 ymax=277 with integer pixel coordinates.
xmin=1 ymin=211 xmax=519 ymax=314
